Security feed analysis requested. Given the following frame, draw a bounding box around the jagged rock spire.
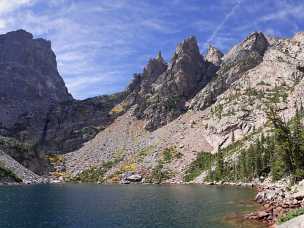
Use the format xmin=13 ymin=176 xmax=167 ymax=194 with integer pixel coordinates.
xmin=224 ymin=32 xmax=269 ymax=62
xmin=206 ymin=45 xmax=223 ymax=66
xmin=156 ymin=51 xmax=163 ymax=61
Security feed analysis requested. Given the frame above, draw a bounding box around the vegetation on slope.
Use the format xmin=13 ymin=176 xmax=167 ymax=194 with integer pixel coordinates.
xmin=278 ymin=208 xmax=304 ymax=224
xmin=70 ymin=158 xmax=122 ymax=183
xmin=185 ymin=103 xmax=304 ymax=183
xmin=145 ymin=147 xmax=181 ymax=184
xmin=0 ymin=164 xmax=22 ymax=183
xmin=183 ymin=152 xmax=215 ymax=182
xmin=0 ymin=136 xmax=47 ymax=175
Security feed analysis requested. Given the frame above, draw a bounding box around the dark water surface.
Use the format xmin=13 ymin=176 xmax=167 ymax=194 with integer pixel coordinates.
xmin=0 ymin=184 xmax=264 ymax=228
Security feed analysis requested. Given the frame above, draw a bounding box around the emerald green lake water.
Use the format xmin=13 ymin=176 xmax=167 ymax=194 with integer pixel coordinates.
xmin=0 ymin=184 xmax=264 ymax=228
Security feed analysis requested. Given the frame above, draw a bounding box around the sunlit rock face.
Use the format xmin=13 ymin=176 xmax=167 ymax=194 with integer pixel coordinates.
xmin=190 ymin=32 xmax=269 ymax=110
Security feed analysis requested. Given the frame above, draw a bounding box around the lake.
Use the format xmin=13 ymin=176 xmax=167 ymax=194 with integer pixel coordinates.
xmin=0 ymin=184 xmax=265 ymax=228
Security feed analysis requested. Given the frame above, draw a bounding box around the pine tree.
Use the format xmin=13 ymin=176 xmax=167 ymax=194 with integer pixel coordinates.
xmin=216 ymin=146 xmax=224 ymax=180
xmin=246 ymin=144 xmax=256 ymax=179
xmin=292 ymin=104 xmax=304 ymax=179
xmin=255 ymin=137 xmax=262 ymax=177
xmin=267 ymin=106 xmax=294 ymax=175
xmin=239 ymin=150 xmax=248 ymax=181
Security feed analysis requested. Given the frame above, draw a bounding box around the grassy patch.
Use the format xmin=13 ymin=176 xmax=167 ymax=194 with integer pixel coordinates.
xmin=257 ymin=81 xmax=271 ymax=86
xmin=278 ymin=208 xmax=304 ymax=224
xmin=183 ymin=152 xmax=215 ymax=182
xmin=70 ymin=158 xmax=122 ymax=183
xmin=162 ymin=146 xmax=182 ymax=163
xmin=211 ymin=103 xmax=224 ymax=119
xmin=111 ymin=101 xmax=128 ymax=114
xmin=137 ymin=145 xmax=155 ymax=162
xmin=47 ymin=154 xmax=64 ymax=164
xmin=146 ymin=163 xmax=173 ymax=184
xmin=0 ymin=165 xmax=22 ymax=183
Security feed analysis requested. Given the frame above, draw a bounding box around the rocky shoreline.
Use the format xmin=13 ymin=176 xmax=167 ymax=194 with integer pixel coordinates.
xmin=190 ymin=179 xmax=304 ymax=227
xmin=246 ymin=184 xmax=304 ymax=226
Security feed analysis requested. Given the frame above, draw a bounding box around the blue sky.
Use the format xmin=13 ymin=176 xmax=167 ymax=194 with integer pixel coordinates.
xmin=0 ymin=0 xmax=304 ymax=99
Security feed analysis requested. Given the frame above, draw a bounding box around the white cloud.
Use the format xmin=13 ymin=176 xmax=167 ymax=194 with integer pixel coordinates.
xmin=0 ymin=0 xmax=33 ymax=14
xmin=260 ymin=2 xmax=304 ymax=22
xmin=0 ymin=19 xmax=6 ymax=29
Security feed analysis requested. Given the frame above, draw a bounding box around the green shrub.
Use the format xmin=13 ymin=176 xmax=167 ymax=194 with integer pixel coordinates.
xmin=0 ymin=166 xmax=22 ymax=183
xmin=162 ymin=147 xmax=181 ymax=163
xmin=147 ymin=163 xmax=172 ymax=184
xmin=70 ymin=159 xmax=121 ymax=183
xmin=278 ymin=208 xmax=304 ymax=224
xmin=184 ymin=152 xmax=215 ymax=182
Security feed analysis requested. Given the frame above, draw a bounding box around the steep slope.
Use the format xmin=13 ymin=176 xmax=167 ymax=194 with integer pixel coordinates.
xmin=0 ymin=150 xmax=45 ymax=184
xmin=0 ymin=136 xmax=47 ymax=175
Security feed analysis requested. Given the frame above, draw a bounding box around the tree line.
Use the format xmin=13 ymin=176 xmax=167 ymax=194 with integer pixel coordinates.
xmin=207 ymin=103 xmax=304 ymax=183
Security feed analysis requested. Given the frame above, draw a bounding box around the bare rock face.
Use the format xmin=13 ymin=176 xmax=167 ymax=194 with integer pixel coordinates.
xmin=190 ymin=32 xmax=269 ymax=110
xmin=0 ymin=30 xmax=72 ymax=131
xmin=5 ymin=92 xmax=125 ymax=154
xmin=126 ymin=37 xmax=211 ymax=131
xmin=205 ymin=45 xmax=223 ymax=66
xmin=37 ymin=93 xmax=125 ymax=153
xmin=205 ymin=45 xmax=223 ymax=83
xmin=124 ymin=51 xmax=168 ymax=107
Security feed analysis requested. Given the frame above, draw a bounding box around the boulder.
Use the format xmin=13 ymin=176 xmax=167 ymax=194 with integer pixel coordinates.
xmin=256 ymin=211 xmax=269 ymax=219
xmin=126 ymin=174 xmax=142 ymax=182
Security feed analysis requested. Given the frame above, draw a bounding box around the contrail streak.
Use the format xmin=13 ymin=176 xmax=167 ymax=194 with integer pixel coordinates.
xmin=205 ymin=0 xmax=242 ymax=47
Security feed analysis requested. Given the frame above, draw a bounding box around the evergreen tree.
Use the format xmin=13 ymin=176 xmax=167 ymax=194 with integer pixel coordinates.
xmin=267 ymin=106 xmax=294 ymax=175
xmin=246 ymin=144 xmax=256 ymax=179
xmin=255 ymin=137 xmax=262 ymax=177
xmin=239 ymin=150 xmax=248 ymax=180
xmin=216 ymin=146 xmax=224 ymax=180
xmin=291 ymin=104 xmax=304 ymax=179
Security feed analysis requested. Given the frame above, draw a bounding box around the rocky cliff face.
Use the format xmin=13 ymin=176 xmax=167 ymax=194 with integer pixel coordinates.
xmin=35 ymin=93 xmax=125 ymax=153
xmin=0 ymin=30 xmax=72 ymax=130
xmin=190 ymin=32 xmax=269 ymax=110
xmin=122 ymin=37 xmax=214 ymax=130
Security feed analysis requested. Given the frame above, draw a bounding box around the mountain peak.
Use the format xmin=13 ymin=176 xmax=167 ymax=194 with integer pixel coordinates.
xmin=156 ymin=51 xmax=164 ymax=61
xmin=240 ymin=31 xmax=269 ymax=53
xmin=0 ymin=29 xmax=33 ymax=41
xmin=206 ymin=45 xmax=223 ymax=66
xmin=175 ymin=36 xmax=199 ymax=57
xmin=224 ymin=31 xmax=269 ymax=62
